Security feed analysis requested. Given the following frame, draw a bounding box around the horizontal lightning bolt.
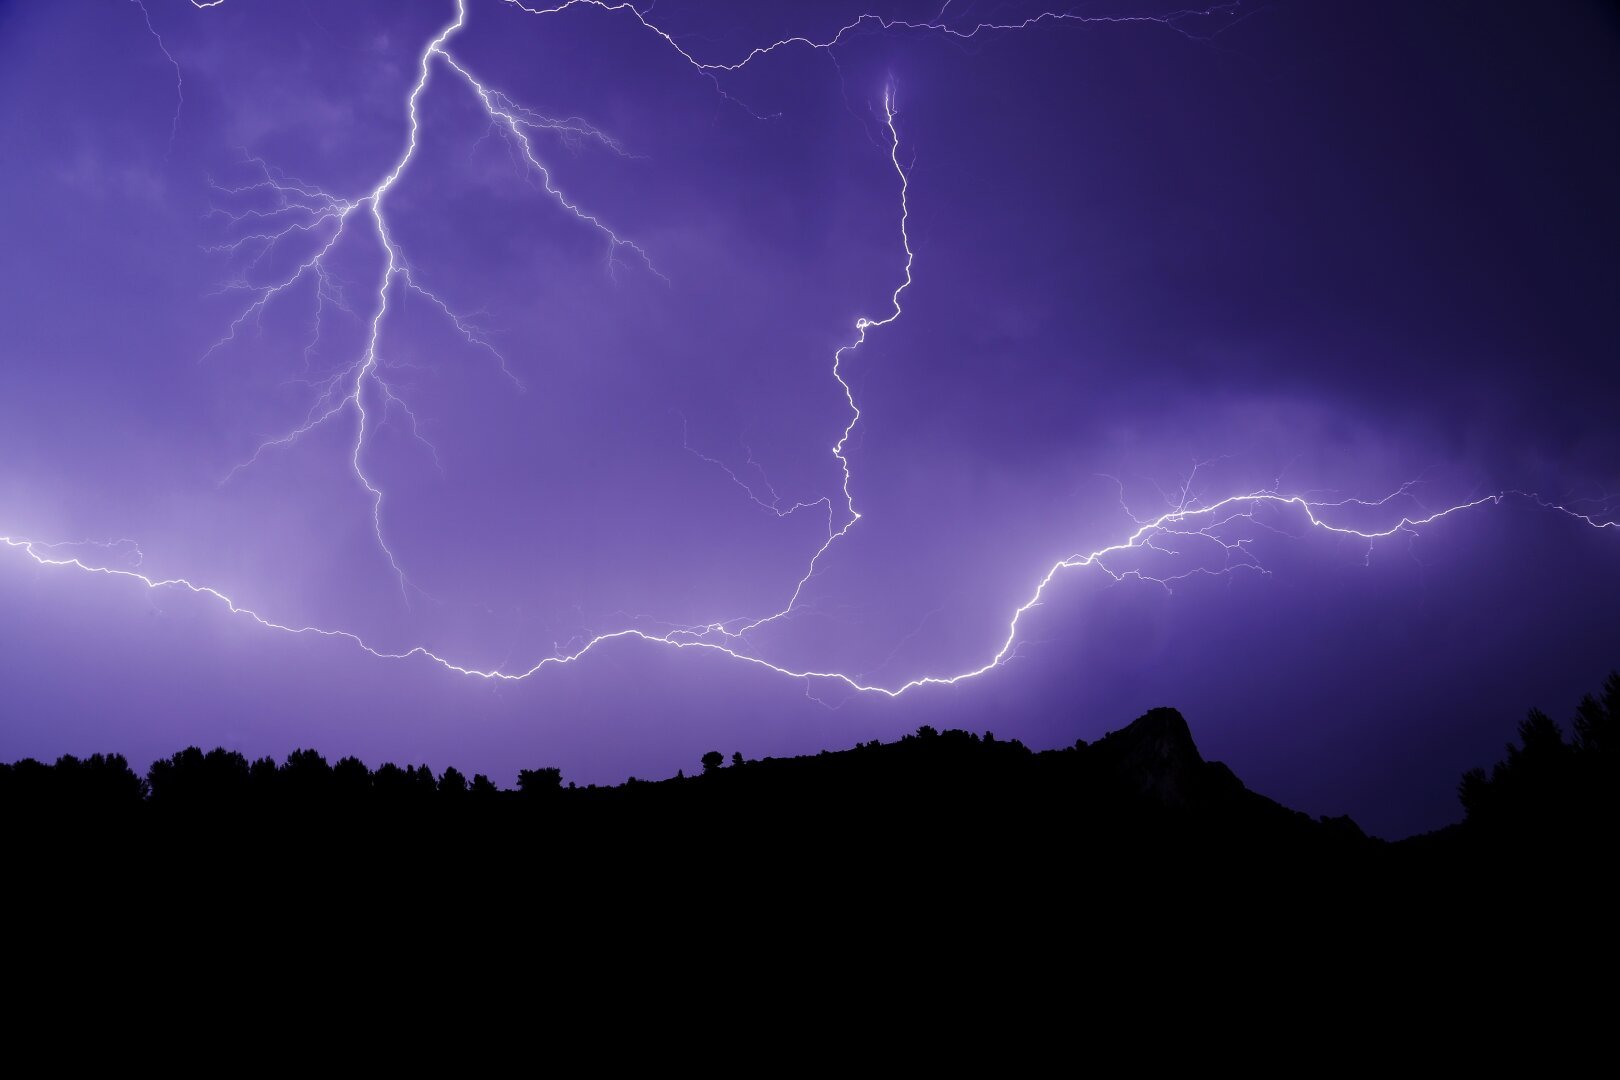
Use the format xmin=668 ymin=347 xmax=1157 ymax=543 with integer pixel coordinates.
xmin=6 ymin=490 xmax=1613 ymax=695
xmin=503 ymin=0 xmax=1246 ymax=75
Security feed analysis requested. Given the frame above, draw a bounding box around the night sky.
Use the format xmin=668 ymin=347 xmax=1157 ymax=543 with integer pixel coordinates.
xmin=2 ymin=0 xmax=1616 ymax=838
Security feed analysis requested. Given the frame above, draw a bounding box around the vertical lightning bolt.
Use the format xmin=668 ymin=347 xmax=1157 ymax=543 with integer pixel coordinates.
xmin=128 ymin=0 xmax=184 ymax=158
xmin=205 ymin=0 xmax=659 ymax=598
xmin=690 ymin=86 xmax=914 ymax=643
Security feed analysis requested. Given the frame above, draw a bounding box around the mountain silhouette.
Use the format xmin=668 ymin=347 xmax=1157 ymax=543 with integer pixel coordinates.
xmin=6 ymin=680 xmax=1616 ymax=1007
xmin=1 ymin=706 xmax=1370 ymax=864
xmin=1086 ymin=705 xmax=1209 ymax=805
xmin=5 ymin=679 xmax=1613 ymax=921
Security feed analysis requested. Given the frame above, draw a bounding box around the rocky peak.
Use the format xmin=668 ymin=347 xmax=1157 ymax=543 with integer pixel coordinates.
xmin=1088 ymin=707 xmax=1208 ymax=807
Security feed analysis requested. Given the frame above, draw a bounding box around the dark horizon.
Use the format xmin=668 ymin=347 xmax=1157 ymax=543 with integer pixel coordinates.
xmin=9 ymin=670 xmax=1616 ymax=855
xmin=2 ymin=0 xmax=1618 ymax=840
xmin=6 ymin=671 xmax=1616 ymax=842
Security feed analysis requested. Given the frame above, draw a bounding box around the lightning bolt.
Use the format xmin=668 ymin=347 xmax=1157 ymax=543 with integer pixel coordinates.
xmin=204 ymin=0 xmax=660 ymax=599
xmin=5 ymin=489 xmax=1614 ymax=694
xmin=6 ymin=1 xmax=1615 ymax=701
xmin=676 ymin=86 xmax=913 ymax=646
xmin=128 ymin=0 xmax=183 ymax=158
xmin=501 ymin=0 xmax=1247 ymax=75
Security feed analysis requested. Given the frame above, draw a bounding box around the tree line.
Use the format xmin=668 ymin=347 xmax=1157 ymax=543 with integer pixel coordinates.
xmin=1455 ymin=670 xmax=1617 ymax=843
xmin=0 ymin=741 xmax=753 ymax=812
xmin=2 ymin=670 xmax=1615 ymax=842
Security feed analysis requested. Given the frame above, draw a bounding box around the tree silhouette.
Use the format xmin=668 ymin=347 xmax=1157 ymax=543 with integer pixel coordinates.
xmin=33 ymin=752 xmax=146 ymax=810
xmin=439 ymin=766 xmax=469 ymax=797
xmin=373 ymin=761 xmax=406 ymax=799
xmin=517 ymin=767 xmax=562 ymax=796
xmin=1572 ymin=670 xmax=1620 ymax=754
xmin=334 ymin=756 xmax=371 ymax=801
xmin=406 ymin=764 xmax=438 ymax=802
xmin=1457 ymin=669 xmax=1619 ymax=841
xmin=701 ymin=751 xmax=724 ymax=775
xmin=148 ymin=746 xmax=249 ymax=806
xmin=249 ymin=755 xmax=278 ymax=799
xmin=281 ymin=748 xmax=333 ymax=804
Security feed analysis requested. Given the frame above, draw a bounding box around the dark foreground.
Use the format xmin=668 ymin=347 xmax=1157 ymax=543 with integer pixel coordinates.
xmin=9 ymin=674 xmax=1615 ymax=901
xmin=6 ymin=680 xmax=1617 ymax=1016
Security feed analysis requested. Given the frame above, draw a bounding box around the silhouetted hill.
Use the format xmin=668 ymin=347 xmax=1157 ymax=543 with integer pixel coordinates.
xmin=1 ymin=707 xmax=1371 ymax=866
xmin=8 ymin=683 xmax=1618 ymax=1006
xmin=6 ymin=679 xmax=1614 ymax=909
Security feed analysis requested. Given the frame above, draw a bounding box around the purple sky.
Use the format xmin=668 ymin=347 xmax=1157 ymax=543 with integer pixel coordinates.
xmin=2 ymin=0 xmax=1617 ymax=837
